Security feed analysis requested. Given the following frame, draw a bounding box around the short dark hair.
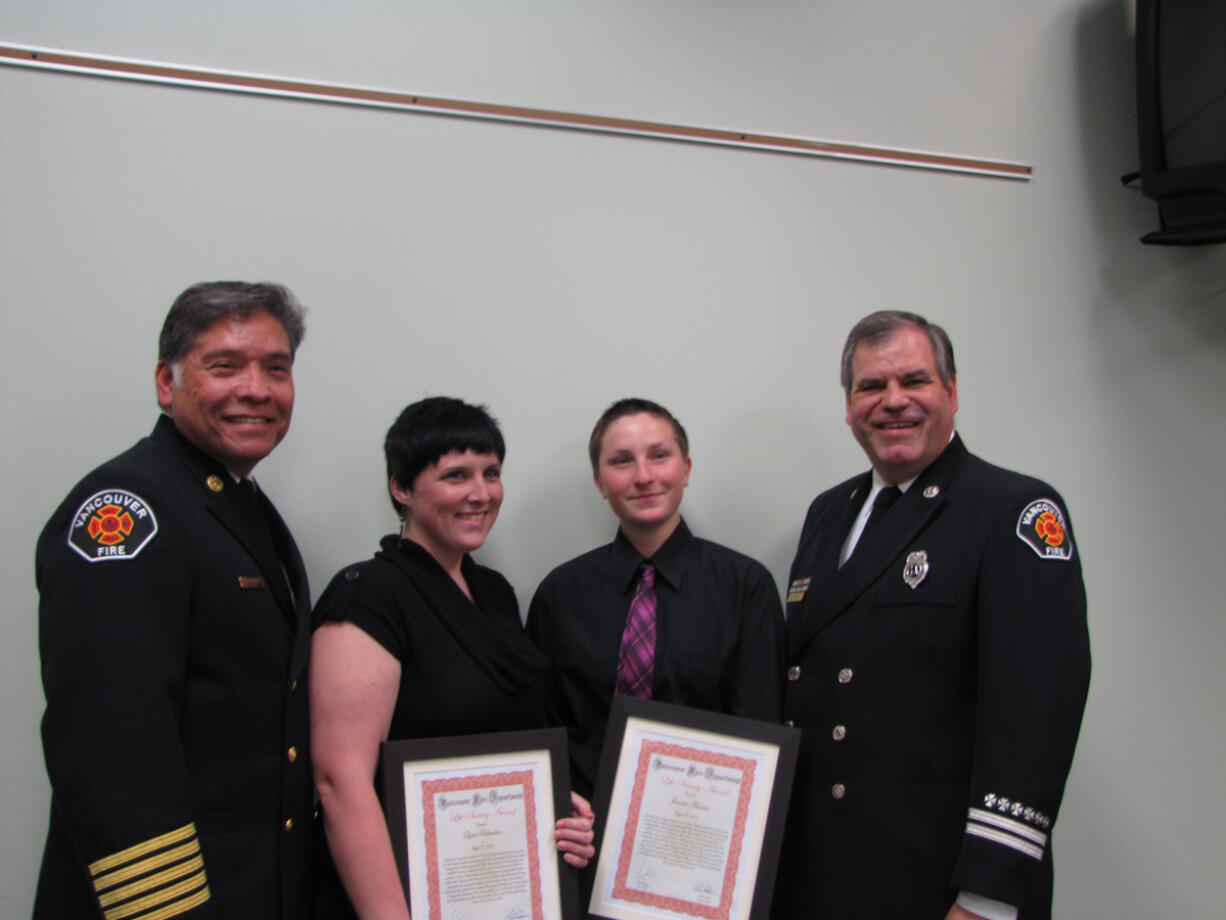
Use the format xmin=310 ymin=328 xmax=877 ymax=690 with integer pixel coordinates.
xmin=840 ymin=310 xmax=956 ymax=393
xmin=588 ymin=398 xmax=689 ymax=471
xmin=158 ymin=281 xmax=307 ymax=364
xmin=384 ymin=397 xmax=506 ymax=516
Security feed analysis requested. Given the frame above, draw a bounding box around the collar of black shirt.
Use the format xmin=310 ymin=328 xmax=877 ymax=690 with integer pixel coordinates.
xmin=611 ymin=517 xmax=692 ymax=593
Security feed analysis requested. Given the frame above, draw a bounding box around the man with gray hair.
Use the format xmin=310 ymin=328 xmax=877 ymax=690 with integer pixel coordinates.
xmin=34 ymin=282 xmax=314 ymax=919
xmin=774 ymin=311 xmax=1090 ymax=920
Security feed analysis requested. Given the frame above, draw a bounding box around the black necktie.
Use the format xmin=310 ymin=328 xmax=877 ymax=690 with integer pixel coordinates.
xmin=864 ymin=485 xmax=901 ymax=534
xmin=234 ymin=480 xmax=294 ymax=603
xmin=841 ymin=486 xmax=902 ymax=568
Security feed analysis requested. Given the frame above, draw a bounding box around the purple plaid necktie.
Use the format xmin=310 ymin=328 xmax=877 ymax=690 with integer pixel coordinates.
xmin=615 ymin=563 xmax=657 ymax=699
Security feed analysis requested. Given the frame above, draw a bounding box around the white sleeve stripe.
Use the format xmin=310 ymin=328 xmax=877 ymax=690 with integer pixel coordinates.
xmin=967 ymin=807 xmax=1049 ymax=845
xmin=965 ymin=823 xmax=1045 ymax=861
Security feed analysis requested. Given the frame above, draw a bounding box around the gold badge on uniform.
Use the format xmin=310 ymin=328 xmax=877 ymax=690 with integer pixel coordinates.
xmin=206 ymin=475 xmax=225 ymax=492
xmin=902 ymin=550 xmax=929 ymax=589
xmin=787 ymin=576 xmax=811 ymax=603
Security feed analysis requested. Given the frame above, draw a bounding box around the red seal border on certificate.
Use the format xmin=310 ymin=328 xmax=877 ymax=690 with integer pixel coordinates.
xmin=380 ymin=727 xmax=578 ymax=920
xmin=421 ymin=770 xmax=544 ymax=920
xmin=588 ymin=698 xmax=799 ymax=920
xmin=611 ymin=742 xmax=756 ymax=920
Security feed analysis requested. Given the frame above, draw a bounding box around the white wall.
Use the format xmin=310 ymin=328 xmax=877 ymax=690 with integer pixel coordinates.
xmin=2 ymin=1 xmax=1224 ymax=916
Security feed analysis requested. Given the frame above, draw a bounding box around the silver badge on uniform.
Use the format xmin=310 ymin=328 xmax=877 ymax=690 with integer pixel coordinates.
xmin=923 ymin=485 xmax=940 ymax=499
xmin=902 ymin=550 xmax=929 ymax=589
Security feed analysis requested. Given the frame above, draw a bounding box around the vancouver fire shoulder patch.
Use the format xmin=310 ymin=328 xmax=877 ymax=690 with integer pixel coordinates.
xmin=67 ymin=489 xmax=159 ymax=563
xmin=1016 ymin=498 xmax=1073 ymax=562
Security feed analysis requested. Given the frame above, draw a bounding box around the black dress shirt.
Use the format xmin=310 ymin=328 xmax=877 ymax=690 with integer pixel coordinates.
xmin=525 ymin=519 xmax=785 ymax=798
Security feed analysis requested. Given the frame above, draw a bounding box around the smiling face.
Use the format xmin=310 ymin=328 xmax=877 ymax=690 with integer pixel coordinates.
xmin=394 ymin=450 xmax=503 ymax=567
xmin=155 ymin=310 xmax=294 ymax=478
xmin=594 ymin=412 xmax=691 ymax=541
xmin=844 ymin=324 xmax=958 ymax=484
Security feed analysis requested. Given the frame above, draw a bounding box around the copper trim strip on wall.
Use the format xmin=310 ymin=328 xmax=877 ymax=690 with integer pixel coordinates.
xmin=1 ymin=42 xmax=1032 ymax=181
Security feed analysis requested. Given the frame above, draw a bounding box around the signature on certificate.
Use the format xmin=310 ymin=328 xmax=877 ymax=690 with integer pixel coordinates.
xmin=633 ymin=865 xmax=657 ymax=892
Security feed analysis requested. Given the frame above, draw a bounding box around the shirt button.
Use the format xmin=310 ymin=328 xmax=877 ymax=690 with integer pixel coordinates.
xmin=287 ymin=746 xmax=298 ymax=763
xmin=787 ymin=665 xmax=802 ymax=681
xmin=831 ymin=725 xmax=847 ymax=741
xmin=837 ymin=667 xmax=854 ymax=684
xmin=831 ymin=783 xmax=846 ymax=800
xmin=283 ymin=818 xmax=294 ymax=833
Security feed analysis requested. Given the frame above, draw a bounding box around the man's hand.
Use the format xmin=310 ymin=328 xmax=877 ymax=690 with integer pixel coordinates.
xmin=946 ymin=904 xmax=989 ymax=920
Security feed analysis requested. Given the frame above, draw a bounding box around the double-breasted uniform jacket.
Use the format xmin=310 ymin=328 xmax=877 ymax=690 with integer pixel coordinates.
xmin=34 ymin=415 xmax=314 ymax=920
xmin=774 ymin=436 xmax=1090 ymax=920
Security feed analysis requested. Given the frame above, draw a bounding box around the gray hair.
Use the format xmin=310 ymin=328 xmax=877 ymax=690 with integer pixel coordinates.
xmin=839 ymin=310 xmax=955 ymax=394
xmin=158 ymin=281 xmax=306 ymax=364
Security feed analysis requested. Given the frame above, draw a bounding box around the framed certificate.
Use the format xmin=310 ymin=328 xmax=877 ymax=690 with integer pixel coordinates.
xmin=381 ymin=727 xmax=579 ymax=920
xmin=588 ymin=698 xmax=798 ymax=920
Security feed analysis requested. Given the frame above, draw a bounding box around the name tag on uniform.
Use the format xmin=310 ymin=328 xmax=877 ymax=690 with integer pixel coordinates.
xmin=787 ymin=577 xmax=811 ymax=603
xmin=237 ymin=576 xmax=266 ymax=589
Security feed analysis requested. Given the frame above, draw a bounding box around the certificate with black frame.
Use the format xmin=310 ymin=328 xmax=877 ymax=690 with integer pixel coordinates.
xmin=587 ymin=698 xmax=799 ymax=920
xmin=381 ymin=727 xmax=579 ymax=920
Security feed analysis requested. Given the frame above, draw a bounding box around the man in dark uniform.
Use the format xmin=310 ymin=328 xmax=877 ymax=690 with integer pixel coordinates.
xmin=775 ymin=312 xmax=1090 ymax=920
xmin=34 ymin=282 xmax=314 ymax=919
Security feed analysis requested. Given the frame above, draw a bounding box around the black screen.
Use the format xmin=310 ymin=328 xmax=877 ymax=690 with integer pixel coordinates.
xmin=1158 ymin=0 xmax=1226 ymax=169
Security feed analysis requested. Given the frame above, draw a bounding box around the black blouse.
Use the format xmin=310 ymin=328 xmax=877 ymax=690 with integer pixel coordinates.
xmin=313 ymin=535 xmax=550 ymax=740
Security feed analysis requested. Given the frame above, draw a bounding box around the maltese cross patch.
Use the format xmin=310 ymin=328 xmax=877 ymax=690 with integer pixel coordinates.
xmin=1016 ymin=498 xmax=1073 ymax=561
xmin=68 ymin=489 xmax=159 ymax=562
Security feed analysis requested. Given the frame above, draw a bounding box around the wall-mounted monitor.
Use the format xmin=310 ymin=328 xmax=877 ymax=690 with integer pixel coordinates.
xmin=1134 ymin=0 xmax=1226 ymax=245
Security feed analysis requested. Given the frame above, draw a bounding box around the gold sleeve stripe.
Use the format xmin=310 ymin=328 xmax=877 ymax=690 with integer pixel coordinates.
xmin=89 ymin=823 xmax=198 ymax=875
xmin=101 ymin=871 xmax=208 ymax=920
xmin=98 ymin=854 xmax=205 ymax=907
xmin=94 ymin=840 xmax=201 ymax=892
xmin=130 ymin=886 xmax=211 ymax=920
